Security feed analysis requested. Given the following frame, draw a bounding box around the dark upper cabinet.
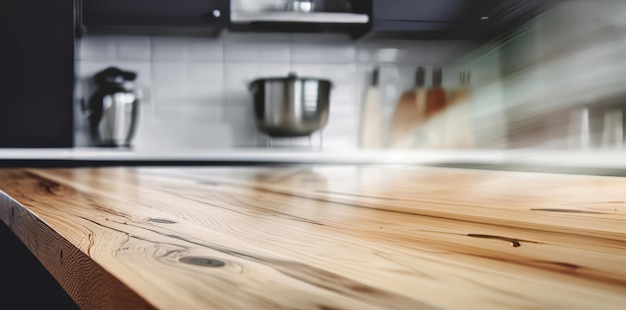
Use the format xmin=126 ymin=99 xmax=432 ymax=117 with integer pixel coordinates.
xmin=0 ymin=0 xmax=75 ymax=147
xmin=369 ymin=0 xmax=550 ymax=39
xmin=80 ymin=0 xmax=229 ymax=35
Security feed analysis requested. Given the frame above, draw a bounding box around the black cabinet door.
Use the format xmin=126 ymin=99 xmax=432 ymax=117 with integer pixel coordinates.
xmin=371 ymin=0 xmax=545 ymax=37
xmin=0 ymin=0 xmax=75 ymax=147
xmin=82 ymin=0 xmax=229 ymax=28
xmin=373 ymin=0 xmax=470 ymax=22
xmin=371 ymin=0 xmax=496 ymax=33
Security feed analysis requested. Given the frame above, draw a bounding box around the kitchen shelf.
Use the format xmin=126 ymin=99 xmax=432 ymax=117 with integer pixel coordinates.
xmin=230 ymin=11 xmax=369 ymax=24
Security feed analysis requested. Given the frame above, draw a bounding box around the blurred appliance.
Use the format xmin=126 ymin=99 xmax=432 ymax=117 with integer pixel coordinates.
xmin=506 ymin=100 xmax=626 ymax=149
xmin=286 ymin=0 xmax=315 ymax=13
xmin=569 ymin=107 xmax=625 ymax=150
xmin=87 ymin=67 xmax=143 ymax=147
xmin=231 ymin=0 xmax=368 ymax=24
xmin=256 ymin=131 xmax=324 ymax=149
xmin=249 ymin=73 xmax=332 ymax=138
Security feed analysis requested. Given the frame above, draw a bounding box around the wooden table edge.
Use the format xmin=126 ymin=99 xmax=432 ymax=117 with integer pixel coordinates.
xmin=0 ymin=191 xmax=156 ymax=309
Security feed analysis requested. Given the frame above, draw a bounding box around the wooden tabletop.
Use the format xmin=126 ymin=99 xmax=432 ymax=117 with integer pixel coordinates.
xmin=0 ymin=166 xmax=625 ymax=309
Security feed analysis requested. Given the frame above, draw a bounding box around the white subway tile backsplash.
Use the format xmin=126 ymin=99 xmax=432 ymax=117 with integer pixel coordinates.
xmin=116 ymin=36 xmax=151 ymax=61
xmin=187 ymin=37 xmax=224 ymax=62
xmin=223 ymin=33 xmax=291 ymax=63
xmin=152 ymin=36 xmax=189 ymax=61
xmin=152 ymin=63 xmax=224 ymax=106
xmin=428 ymin=40 xmax=479 ymax=65
xmin=77 ymin=32 xmax=475 ymax=149
xmin=153 ymin=104 xmax=224 ymax=121
xmin=322 ymin=107 xmax=359 ymax=150
xmin=152 ymin=62 xmax=186 ymax=103
xmin=152 ymin=36 xmax=224 ymax=62
xmin=290 ymin=63 xmax=355 ymax=81
xmin=357 ymin=41 xmax=428 ymax=64
xmin=186 ymin=63 xmax=224 ymax=105
xmin=291 ymin=33 xmax=356 ymax=63
xmin=256 ymin=63 xmax=292 ymax=77
xmin=224 ymin=63 xmax=258 ymax=104
xmin=223 ymin=104 xmax=257 ymax=146
xmin=79 ymin=35 xmax=117 ymax=61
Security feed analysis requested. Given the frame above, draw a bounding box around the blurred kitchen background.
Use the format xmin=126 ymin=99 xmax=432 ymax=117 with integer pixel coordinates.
xmin=2 ymin=0 xmax=626 ymax=163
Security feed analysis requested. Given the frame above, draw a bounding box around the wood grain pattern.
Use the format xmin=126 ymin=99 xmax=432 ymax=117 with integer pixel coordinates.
xmin=0 ymin=166 xmax=626 ymax=309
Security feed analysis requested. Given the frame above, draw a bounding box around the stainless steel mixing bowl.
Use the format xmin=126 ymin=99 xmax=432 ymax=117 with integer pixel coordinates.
xmin=249 ymin=73 xmax=332 ymax=137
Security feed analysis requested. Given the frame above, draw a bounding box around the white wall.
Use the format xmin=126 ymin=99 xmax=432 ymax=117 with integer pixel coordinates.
xmin=75 ymin=32 xmax=478 ymax=151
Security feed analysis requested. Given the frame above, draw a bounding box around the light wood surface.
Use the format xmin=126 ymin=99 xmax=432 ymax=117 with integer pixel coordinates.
xmin=1 ymin=166 xmax=626 ymax=309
